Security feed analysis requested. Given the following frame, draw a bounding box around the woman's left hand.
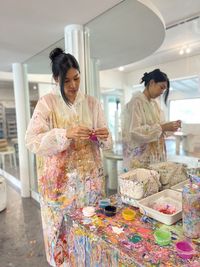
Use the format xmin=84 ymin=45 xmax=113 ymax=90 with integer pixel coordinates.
xmin=94 ymin=127 xmax=109 ymax=140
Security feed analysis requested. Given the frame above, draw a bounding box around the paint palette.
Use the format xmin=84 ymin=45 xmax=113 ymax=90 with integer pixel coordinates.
xmin=138 ymin=189 xmax=182 ymax=225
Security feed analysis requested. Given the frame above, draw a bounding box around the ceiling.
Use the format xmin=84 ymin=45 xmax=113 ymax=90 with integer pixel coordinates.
xmin=0 ymin=0 xmax=122 ymax=72
xmin=25 ymin=0 xmax=165 ymax=73
xmin=86 ymin=0 xmax=165 ymax=70
xmin=0 ymin=0 xmax=200 ymax=74
xmin=123 ymin=0 xmax=200 ymax=72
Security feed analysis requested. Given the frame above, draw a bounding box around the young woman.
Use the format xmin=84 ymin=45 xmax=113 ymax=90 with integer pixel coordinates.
xmin=25 ymin=47 xmax=112 ymax=266
xmin=122 ymin=69 xmax=181 ymax=169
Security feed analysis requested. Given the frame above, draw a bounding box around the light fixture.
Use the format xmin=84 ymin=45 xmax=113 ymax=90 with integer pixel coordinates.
xmin=179 ymin=46 xmax=191 ymax=55
xmin=179 ymin=49 xmax=184 ymax=55
xmin=186 ymin=47 xmax=191 ymax=53
xmin=118 ymin=66 xmax=124 ymax=71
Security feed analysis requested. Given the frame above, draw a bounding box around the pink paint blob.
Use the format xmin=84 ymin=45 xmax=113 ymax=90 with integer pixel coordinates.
xmin=89 ymin=134 xmax=98 ymax=142
xmin=153 ymin=203 xmax=176 ymax=214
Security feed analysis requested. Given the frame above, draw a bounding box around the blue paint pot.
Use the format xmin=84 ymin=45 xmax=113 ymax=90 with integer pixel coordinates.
xmin=99 ymin=199 xmax=110 ymax=208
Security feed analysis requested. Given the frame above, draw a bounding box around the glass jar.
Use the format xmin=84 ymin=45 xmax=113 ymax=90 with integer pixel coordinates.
xmin=182 ymin=181 xmax=200 ymax=239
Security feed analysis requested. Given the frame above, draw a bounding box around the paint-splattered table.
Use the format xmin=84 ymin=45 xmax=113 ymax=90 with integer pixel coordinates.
xmin=64 ymin=202 xmax=200 ymax=266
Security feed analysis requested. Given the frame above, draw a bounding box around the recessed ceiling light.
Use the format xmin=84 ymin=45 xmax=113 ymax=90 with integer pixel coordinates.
xmin=186 ymin=47 xmax=191 ymax=53
xmin=179 ymin=49 xmax=184 ymax=55
xmin=118 ymin=66 xmax=124 ymax=71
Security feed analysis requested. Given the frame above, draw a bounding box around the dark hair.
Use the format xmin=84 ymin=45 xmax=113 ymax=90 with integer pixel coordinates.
xmin=140 ymin=69 xmax=170 ymax=104
xmin=49 ymin=47 xmax=80 ymax=105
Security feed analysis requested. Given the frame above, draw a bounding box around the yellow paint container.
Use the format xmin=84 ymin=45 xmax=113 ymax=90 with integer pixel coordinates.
xmin=122 ymin=208 xmax=136 ymax=221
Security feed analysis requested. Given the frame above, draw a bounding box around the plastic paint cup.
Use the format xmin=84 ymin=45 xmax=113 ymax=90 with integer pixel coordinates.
xmin=154 ymin=229 xmax=171 ymax=246
xmin=176 ymin=241 xmax=195 ymax=260
xmin=98 ymin=199 xmax=110 ymax=209
xmin=129 ymin=234 xmax=142 ymax=243
xmin=82 ymin=206 xmax=95 ymax=217
xmin=122 ymin=208 xmax=136 ymax=221
xmin=104 ymin=205 xmax=117 ymax=217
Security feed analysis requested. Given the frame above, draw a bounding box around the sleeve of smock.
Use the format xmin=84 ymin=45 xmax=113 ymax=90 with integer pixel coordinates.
xmin=129 ymin=99 xmax=162 ymax=144
xmin=96 ymin=101 xmax=113 ymax=150
xmin=25 ymin=96 xmax=71 ymax=156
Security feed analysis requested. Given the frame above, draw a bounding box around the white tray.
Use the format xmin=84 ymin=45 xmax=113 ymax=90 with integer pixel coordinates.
xmin=170 ymin=179 xmax=189 ymax=192
xmin=121 ymin=195 xmax=140 ymax=207
xmin=138 ymin=189 xmax=182 ymax=225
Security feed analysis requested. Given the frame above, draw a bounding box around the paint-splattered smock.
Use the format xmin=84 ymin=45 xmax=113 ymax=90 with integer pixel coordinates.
xmin=122 ymin=92 xmax=166 ymax=170
xmin=25 ymin=87 xmax=112 ymax=266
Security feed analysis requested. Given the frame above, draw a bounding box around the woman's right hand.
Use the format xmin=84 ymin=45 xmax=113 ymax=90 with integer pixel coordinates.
xmin=66 ymin=126 xmax=92 ymax=140
xmin=161 ymin=120 xmax=181 ymax=132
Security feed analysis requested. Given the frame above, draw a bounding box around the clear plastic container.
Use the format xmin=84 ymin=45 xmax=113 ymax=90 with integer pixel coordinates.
xmin=182 ymin=183 xmax=200 ymax=238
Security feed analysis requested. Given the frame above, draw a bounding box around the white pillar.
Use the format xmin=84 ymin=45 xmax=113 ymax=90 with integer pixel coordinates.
xmin=64 ymin=24 xmax=86 ymax=93
xmin=115 ymin=109 xmax=119 ymax=142
xmin=89 ymin=58 xmax=100 ymax=99
xmin=84 ymin=27 xmax=100 ymax=98
xmin=64 ymin=24 xmax=101 ymax=99
xmin=12 ymin=63 xmax=30 ymax=197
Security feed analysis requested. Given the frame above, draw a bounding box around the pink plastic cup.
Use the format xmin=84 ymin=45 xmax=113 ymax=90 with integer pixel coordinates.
xmin=175 ymin=241 xmax=195 ymax=260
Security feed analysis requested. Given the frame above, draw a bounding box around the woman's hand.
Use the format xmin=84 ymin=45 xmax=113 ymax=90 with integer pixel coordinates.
xmin=94 ymin=127 xmax=109 ymax=140
xmin=161 ymin=120 xmax=181 ymax=132
xmin=66 ymin=126 xmax=92 ymax=140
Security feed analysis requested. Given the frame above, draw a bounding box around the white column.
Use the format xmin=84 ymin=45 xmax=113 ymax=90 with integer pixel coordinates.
xmin=89 ymin=58 xmax=100 ymax=99
xmin=64 ymin=24 xmax=101 ymax=99
xmin=115 ymin=109 xmax=119 ymax=142
xmin=64 ymin=24 xmax=86 ymax=93
xmin=12 ymin=63 xmax=30 ymax=197
xmin=84 ymin=27 xmax=100 ymax=98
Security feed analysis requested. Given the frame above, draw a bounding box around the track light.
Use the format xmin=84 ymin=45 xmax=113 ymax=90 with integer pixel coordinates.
xmin=179 ymin=46 xmax=191 ymax=55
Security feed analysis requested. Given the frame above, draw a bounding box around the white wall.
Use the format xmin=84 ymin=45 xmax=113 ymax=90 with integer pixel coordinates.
xmin=0 ymin=71 xmax=52 ymax=83
xmin=38 ymin=83 xmax=52 ymax=97
xmin=100 ymin=69 xmax=124 ymax=90
xmin=0 ymin=88 xmax=15 ymax=101
xmin=99 ymin=54 xmax=200 ymax=105
xmin=0 ymin=71 xmax=52 ymax=104
xmin=125 ymin=54 xmax=200 ymax=86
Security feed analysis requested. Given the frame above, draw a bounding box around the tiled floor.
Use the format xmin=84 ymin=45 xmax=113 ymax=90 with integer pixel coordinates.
xmin=0 ymin=183 xmax=50 ymax=267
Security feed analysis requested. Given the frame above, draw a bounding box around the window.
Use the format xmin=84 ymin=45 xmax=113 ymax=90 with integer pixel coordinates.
xmin=169 ymin=98 xmax=200 ymax=123
xmin=101 ymin=90 xmax=123 ymax=142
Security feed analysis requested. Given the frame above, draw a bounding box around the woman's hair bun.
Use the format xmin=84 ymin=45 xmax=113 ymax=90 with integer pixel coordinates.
xmin=141 ymin=72 xmax=149 ymax=83
xmin=49 ymin=47 xmax=64 ymax=61
xmin=153 ymin=68 xmax=161 ymax=73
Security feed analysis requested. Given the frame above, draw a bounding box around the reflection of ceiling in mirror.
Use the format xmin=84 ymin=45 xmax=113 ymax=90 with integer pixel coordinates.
xmin=25 ymin=0 xmax=165 ymax=74
xmin=85 ymin=0 xmax=165 ymax=70
xmin=24 ymin=39 xmax=65 ymax=74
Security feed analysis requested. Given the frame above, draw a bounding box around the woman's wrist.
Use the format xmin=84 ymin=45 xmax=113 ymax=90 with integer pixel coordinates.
xmin=160 ymin=124 xmax=165 ymax=132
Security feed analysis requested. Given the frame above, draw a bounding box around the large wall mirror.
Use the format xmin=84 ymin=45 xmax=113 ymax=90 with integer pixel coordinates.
xmin=8 ymin=0 xmax=200 ymax=195
xmin=83 ymin=0 xmax=200 ymax=192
